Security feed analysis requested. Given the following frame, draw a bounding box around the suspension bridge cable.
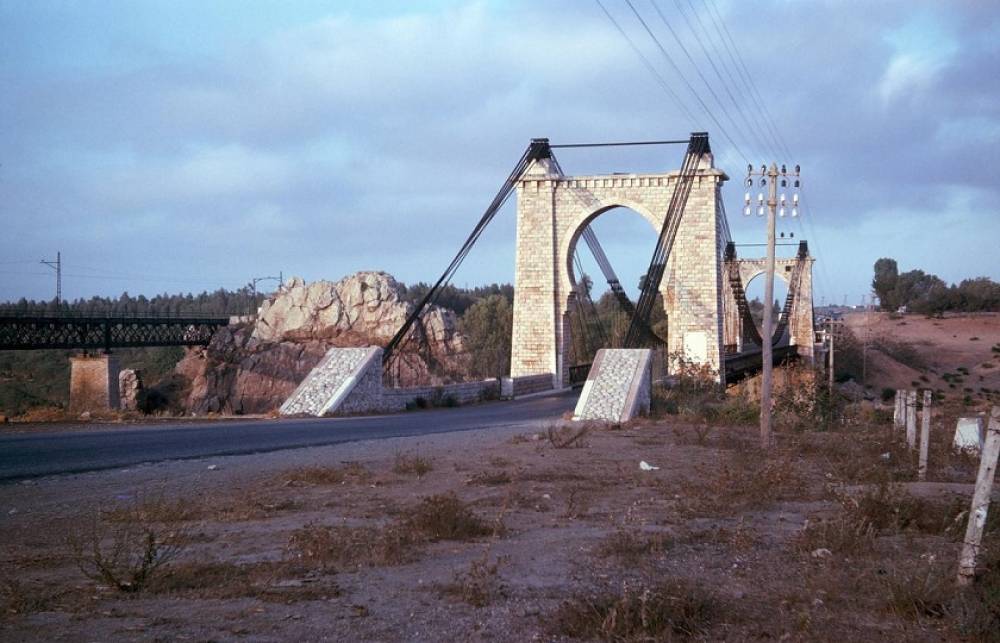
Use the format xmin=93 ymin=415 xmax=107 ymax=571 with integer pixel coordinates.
xmin=621 ymin=0 xmax=749 ymax=163
xmin=594 ymin=0 xmax=700 ymax=126
xmin=550 ymin=139 xmax=689 ymax=148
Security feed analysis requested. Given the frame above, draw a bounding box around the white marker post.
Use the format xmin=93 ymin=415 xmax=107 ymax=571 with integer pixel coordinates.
xmin=958 ymin=406 xmax=1000 ymax=586
xmin=906 ymin=390 xmax=917 ymax=450
xmin=918 ymin=390 xmax=931 ymax=481
xmin=893 ymin=390 xmax=904 ymax=433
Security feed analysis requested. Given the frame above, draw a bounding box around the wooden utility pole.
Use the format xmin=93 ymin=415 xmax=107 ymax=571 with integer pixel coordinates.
xmin=743 ymin=163 xmax=800 ymax=449
xmin=760 ymin=163 xmax=778 ymax=448
xmin=827 ymin=321 xmax=835 ymax=393
xmin=958 ymin=406 xmax=1000 ymax=585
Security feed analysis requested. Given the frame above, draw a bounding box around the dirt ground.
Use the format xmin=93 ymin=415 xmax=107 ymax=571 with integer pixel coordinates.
xmin=842 ymin=311 xmax=1000 ymax=412
xmin=2 ymin=390 xmax=999 ymax=642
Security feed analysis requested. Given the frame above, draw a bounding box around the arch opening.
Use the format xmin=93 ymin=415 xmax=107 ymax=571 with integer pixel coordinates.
xmin=744 ymin=271 xmax=790 ymax=340
xmin=565 ymin=205 xmax=664 ymax=363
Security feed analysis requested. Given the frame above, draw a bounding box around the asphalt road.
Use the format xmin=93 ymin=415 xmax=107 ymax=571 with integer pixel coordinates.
xmin=0 ymin=392 xmax=577 ymax=482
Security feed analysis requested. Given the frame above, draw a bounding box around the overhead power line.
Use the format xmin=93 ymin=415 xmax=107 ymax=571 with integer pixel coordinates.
xmin=594 ymin=0 xmax=700 ymax=126
xmin=620 ymin=0 xmax=749 ymax=162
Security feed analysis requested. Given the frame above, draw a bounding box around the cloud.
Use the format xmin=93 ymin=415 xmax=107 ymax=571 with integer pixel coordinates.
xmin=1 ymin=1 xmax=998 ymax=305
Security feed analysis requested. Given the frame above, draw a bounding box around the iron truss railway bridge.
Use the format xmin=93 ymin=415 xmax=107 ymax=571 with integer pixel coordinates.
xmin=0 ymin=312 xmax=233 ymax=352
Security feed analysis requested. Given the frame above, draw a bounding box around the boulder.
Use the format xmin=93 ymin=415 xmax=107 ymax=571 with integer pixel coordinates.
xmin=118 ymin=369 xmax=143 ymax=411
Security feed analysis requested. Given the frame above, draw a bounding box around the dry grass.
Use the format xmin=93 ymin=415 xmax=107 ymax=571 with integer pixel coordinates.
xmin=287 ymin=493 xmax=495 ymax=572
xmin=0 ymin=578 xmax=61 ymax=618
xmin=281 ymin=462 xmax=373 ymax=486
xmin=102 ymin=494 xmax=201 ymax=524
xmin=405 ymin=493 xmax=494 ymax=541
xmin=68 ymin=509 xmax=187 ymax=593
xmin=596 ymin=529 xmax=673 ymax=563
xmin=288 ymin=523 xmax=416 ymax=570
xmin=553 ymin=579 xmax=717 ymax=640
xmin=393 ymin=453 xmax=434 ymax=477
xmin=214 ymin=493 xmax=302 ymax=522
xmin=467 ymin=470 xmax=512 ymax=486
xmin=439 ymin=553 xmax=506 ymax=607
xmin=882 ymin=560 xmax=953 ymax=620
xmin=682 ymin=447 xmax=808 ymax=515
xmin=841 ymin=483 xmax=965 ymax=535
xmin=794 ymin=515 xmax=877 ymax=557
xmin=146 ymin=560 xmax=339 ymax=602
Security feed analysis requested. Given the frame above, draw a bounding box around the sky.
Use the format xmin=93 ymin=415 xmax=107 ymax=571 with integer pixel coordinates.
xmin=2 ymin=0 xmax=998 ymax=307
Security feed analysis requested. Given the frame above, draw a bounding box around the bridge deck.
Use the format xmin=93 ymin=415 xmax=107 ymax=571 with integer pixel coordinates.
xmin=0 ymin=313 xmax=232 ymax=351
xmin=723 ymin=344 xmax=800 ymax=383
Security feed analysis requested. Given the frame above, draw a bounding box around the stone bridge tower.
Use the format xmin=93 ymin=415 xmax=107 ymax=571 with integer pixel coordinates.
xmin=510 ymin=146 xmax=729 ymax=387
xmin=721 ymin=249 xmax=816 ymax=361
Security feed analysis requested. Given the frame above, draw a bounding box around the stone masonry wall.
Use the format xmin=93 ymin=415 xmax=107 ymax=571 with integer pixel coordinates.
xmin=511 ymin=153 xmax=727 ymax=384
xmin=573 ymin=349 xmax=652 ymax=422
xmin=69 ymin=354 xmax=120 ymax=413
xmin=280 ymin=347 xmax=381 ymax=416
xmin=282 ymin=347 xmax=515 ymax=416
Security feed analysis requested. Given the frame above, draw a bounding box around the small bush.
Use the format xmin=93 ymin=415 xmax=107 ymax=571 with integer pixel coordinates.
xmin=393 ymin=453 xmax=433 ymax=477
xmin=288 ymin=523 xmax=416 ymax=570
xmin=553 ymin=580 xmax=716 ymax=640
xmin=794 ymin=515 xmax=876 ymax=556
xmin=69 ymin=510 xmax=186 ymax=593
xmin=282 ymin=463 xmax=372 ymax=486
xmin=883 ymin=561 xmax=953 ymax=620
xmin=405 ymin=493 xmax=493 ymax=541
xmin=881 ymin=387 xmax=896 ymax=402
xmin=440 ymin=553 xmax=506 ymax=607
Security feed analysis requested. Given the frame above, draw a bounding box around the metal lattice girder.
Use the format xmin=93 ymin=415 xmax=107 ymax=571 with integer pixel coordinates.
xmin=0 ymin=314 xmax=230 ymax=351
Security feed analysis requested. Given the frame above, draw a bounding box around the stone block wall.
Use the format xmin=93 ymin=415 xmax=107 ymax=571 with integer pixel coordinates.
xmin=382 ymin=380 xmax=501 ymax=411
xmin=69 ymin=354 xmax=120 ymax=413
xmin=511 ymin=373 xmax=554 ymax=397
xmin=281 ymin=346 xmax=514 ymax=417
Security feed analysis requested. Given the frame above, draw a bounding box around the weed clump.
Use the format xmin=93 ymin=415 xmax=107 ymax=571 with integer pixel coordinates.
xmin=440 ymin=554 xmax=506 ymax=607
xmin=553 ymin=580 xmax=716 ymax=639
xmin=393 ymin=453 xmax=434 ymax=477
xmin=405 ymin=493 xmax=493 ymax=541
xmin=596 ymin=529 xmax=673 ymax=563
xmin=282 ymin=463 xmax=372 ymax=486
xmin=288 ymin=523 xmax=415 ymax=570
xmin=882 ymin=560 xmax=953 ymax=620
xmin=69 ymin=508 xmax=186 ymax=593
xmin=794 ymin=515 xmax=877 ymax=557
xmin=467 ymin=470 xmax=512 ymax=486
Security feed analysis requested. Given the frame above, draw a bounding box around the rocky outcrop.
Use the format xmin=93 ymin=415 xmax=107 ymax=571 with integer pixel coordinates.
xmin=175 ymin=272 xmax=467 ymax=414
xmin=118 ymin=369 xmax=143 ymax=411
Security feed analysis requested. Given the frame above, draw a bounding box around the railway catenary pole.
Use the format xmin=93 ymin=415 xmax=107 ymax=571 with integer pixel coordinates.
xmin=744 ymin=163 xmax=801 ymax=448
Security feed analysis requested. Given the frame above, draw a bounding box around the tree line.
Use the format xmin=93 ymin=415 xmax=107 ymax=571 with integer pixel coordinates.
xmin=872 ymin=258 xmax=1000 ymax=313
xmin=0 ymin=288 xmax=263 ymax=317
